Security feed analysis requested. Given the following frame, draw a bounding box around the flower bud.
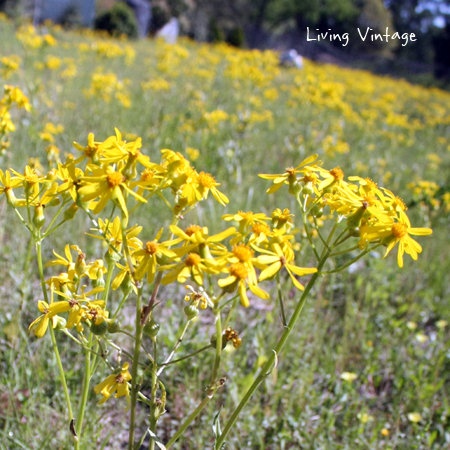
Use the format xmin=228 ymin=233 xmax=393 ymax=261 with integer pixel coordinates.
xmin=63 ymin=203 xmax=78 ymax=221
xmin=184 ymin=304 xmax=199 ymax=320
xmin=210 ymin=334 xmax=227 ymax=350
xmin=312 ymin=204 xmax=323 ymax=218
xmin=6 ymin=189 xmax=20 ymax=207
xmin=348 ymin=227 xmax=360 ymax=237
xmin=33 ymin=205 xmax=45 ymax=230
xmin=54 ymin=316 xmax=67 ymax=331
xmin=90 ymin=320 xmax=108 ymax=336
xmin=288 ymin=178 xmax=301 ymax=196
xmin=106 ymin=319 xmax=121 ymax=334
xmin=302 ymin=185 xmax=315 ymax=196
xmin=122 ymin=157 xmax=138 ymax=180
xmin=75 ymin=253 xmax=87 ymax=276
xmin=120 ymin=272 xmax=133 ymax=295
xmin=48 ymin=197 xmax=61 ymax=207
xmin=92 ymin=269 xmax=105 ymax=289
xmin=143 ymin=319 xmax=160 ymax=339
xmin=346 ymin=206 xmax=366 ymax=229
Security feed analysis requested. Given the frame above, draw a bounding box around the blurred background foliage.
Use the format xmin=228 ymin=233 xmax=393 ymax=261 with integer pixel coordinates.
xmin=0 ymin=0 xmax=450 ymax=88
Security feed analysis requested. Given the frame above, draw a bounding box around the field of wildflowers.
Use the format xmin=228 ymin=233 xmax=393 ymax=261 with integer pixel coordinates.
xmin=0 ymin=15 xmax=449 ymax=450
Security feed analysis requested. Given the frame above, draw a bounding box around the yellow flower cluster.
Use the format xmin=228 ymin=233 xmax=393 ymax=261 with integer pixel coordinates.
xmin=260 ymin=155 xmax=432 ymax=268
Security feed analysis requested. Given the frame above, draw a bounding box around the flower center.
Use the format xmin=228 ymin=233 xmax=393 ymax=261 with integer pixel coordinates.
xmin=185 ymin=253 xmax=201 ymax=267
xmin=107 ymin=170 xmax=125 ymax=188
xmin=238 ymin=211 xmax=254 ymax=222
xmin=280 ymin=256 xmax=287 ymax=265
xmin=24 ymin=173 xmax=39 ymax=185
xmin=252 ymin=223 xmax=270 ymax=236
xmin=185 ymin=225 xmax=202 ymax=236
xmin=145 ymin=241 xmax=158 ymax=254
xmin=330 ymin=167 xmax=344 ymax=181
xmin=272 ymin=208 xmax=292 ymax=224
xmin=302 ymin=172 xmax=317 ymax=184
xmin=285 ymin=167 xmax=296 ymax=176
xmin=197 ymin=172 xmax=216 ymax=188
xmin=140 ymin=169 xmax=155 ymax=181
xmin=115 ymin=374 xmax=125 ymax=384
xmin=232 ymin=244 xmax=254 ymax=262
xmin=229 ymin=262 xmax=249 ymax=280
xmin=391 ymin=223 xmax=408 ymax=238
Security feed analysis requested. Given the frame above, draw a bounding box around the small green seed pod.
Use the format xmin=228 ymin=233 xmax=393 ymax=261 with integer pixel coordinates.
xmin=90 ymin=320 xmax=108 ymax=336
xmin=106 ymin=319 xmax=121 ymax=334
xmin=210 ymin=334 xmax=227 ymax=350
xmin=54 ymin=316 xmax=67 ymax=331
xmin=302 ymin=185 xmax=315 ymax=196
xmin=184 ymin=304 xmax=199 ymax=320
xmin=312 ymin=204 xmax=324 ymax=218
xmin=143 ymin=319 xmax=160 ymax=338
xmin=63 ymin=203 xmax=78 ymax=222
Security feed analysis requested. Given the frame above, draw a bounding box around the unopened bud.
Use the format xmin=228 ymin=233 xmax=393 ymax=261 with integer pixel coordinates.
xmin=302 ymin=185 xmax=315 ymax=196
xmin=33 ymin=205 xmax=45 ymax=230
xmin=120 ymin=272 xmax=133 ymax=295
xmin=106 ymin=318 xmax=121 ymax=334
xmin=75 ymin=253 xmax=87 ymax=276
xmin=54 ymin=316 xmax=67 ymax=330
xmin=184 ymin=304 xmax=199 ymax=320
xmin=346 ymin=206 xmax=366 ymax=229
xmin=90 ymin=320 xmax=108 ymax=336
xmin=143 ymin=318 xmax=160 ymax=339
xmin=210 ymin=334 xmax=227 ymax=350
xmin=92 ymin=269 xmax=105 ymax=289
xmin=63 ymin=203 xmax=78 ymax=221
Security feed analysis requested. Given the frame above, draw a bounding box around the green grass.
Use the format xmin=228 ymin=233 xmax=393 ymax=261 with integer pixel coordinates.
xmin=0 ymin=18 xmax=449 ymax=449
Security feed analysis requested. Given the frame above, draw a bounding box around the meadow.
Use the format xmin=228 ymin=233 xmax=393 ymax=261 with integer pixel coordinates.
xmin=0 ymin=15 xmax=450 ymax=450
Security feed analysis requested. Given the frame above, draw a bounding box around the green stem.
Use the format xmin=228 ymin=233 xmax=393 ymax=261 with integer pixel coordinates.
xmin=13 ymin=206 xmax=34 ymax=235
xmin=215 ymin=249 xmax=332 ymax=448
xmin=222 ymin=295 xmax=239 ymax=329
xmin=330 ymin=244 xmax=361 ymax=257
xmin=42 ymin=199 xmax=71 ymax=238
xmin=127 ymin=286 xmax=144 ymax=450
xmin=75 ymin=334 xmax=92 ymax=444
xmin=156 ymin=320 xmax=191 ymax=377
xmin=320 ymin=244 xmax=380 ymax=274
xmin=208 ymin=309 xmax=223 ymax=397
xmin=19 ymin=236 xmax=34 ymax=311
xmin=102 ymin=262 xmax=114 ymax=306
xmin=35 ymin=239 xmax=74 ymax=426
xmin=112 ymin=291 xmax=131 ymax=319
xmin=299 ymin=195 xmax=320 ymax=260
xmin=165 ymin=396 xmax=213 ymax=449
xmin=276 ymin=274 xmax=287 ymax=327
xmin=158 ymin=345 xmax=211 ymax=368
xmin=49 ymin=327 xmax=74 ymax=420
xmin=149 ymin=340 xmax=158 ymax=450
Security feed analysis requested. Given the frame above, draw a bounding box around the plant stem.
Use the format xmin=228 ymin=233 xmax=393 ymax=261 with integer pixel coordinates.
xmin=158 ymin=345 xmax=211 ymax=368
xmin=149 ymin=340 xmax=158 ymax=450
xmin=165 ymin=396 xmax=213 ymax=449
xmin=102 ymin=261 xmax=114 ymax=306
xmin=127 ymin=286 xmax=144 ymax=450
xmin=276 ymin=274 xmax=287 ymax=327
xmin=75 ymin=333 xmax=92 ymax=444
xmin=35 ymin=239 xmax=74 ymax=425
xmin=208 ymin=309 xmax=223 ymax=396
xmin=112 ymin=291 xmax=130 ymax=319
xmin=215 ymin=249 xmax=331 ymax=448
xmin=157 ymin=320 xmax=191 ymax=377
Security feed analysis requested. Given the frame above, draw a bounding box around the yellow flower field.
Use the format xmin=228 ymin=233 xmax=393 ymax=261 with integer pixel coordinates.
xmin=0 ymin=15 xmax=449 ymax=450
